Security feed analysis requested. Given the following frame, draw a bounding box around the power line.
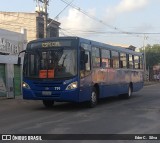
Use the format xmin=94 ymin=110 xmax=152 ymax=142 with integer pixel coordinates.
xmin=54 ymin=0 xmax=75 ymax=20
xmin=47 ymin=0 xmax=75 ymax=28
xmin=59 ymin=29 xmax=69 ymax=36
xmin=59 ymin=0 xmax=160 ymax=41
xmin=60 ymin=27 xmax=160 ymax=46
xmin=60 ymin=0 xmax=128 ymax=34
xmin=59 ymin=27 xmax=76 ymax=36
xmin=60 ymin=28 xmax=160 ymax=35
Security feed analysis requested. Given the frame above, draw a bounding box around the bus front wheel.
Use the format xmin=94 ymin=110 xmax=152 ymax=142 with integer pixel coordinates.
xmin=42 ymin=100 xmax=54 ymax=108
xmin=88 ymin=88 xmax=98 ymax=108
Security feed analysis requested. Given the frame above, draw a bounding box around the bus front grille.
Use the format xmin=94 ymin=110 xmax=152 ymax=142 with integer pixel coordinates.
xmin=33 ymin=81 xmax=63 ymax=88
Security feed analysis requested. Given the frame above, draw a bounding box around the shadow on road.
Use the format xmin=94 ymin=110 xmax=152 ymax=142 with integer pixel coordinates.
xmin=33 ymin=94 xmax=141 ymax=112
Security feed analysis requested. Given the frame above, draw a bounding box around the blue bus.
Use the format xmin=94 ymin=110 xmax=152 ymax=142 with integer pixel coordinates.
xmin=20 ymin=37 xmax=143 ymax=108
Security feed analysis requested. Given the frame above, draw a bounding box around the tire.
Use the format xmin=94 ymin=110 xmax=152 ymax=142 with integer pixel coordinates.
xmin=127 ymin=85 xmax=132 ymax=98
xmin=88 ymin=87 xmax=98 ymax=108
xmin=121 ymin=85 xmax=132 ymax=99
xmin=42 ymin=100 xmax=54 ymax=108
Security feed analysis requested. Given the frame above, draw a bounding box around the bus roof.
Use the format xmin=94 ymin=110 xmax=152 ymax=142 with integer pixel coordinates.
xmin=28 ymin=36 xmax=143 ymax=56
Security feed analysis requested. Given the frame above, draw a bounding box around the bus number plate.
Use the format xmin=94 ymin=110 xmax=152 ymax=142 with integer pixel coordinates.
xmin=42 ymin=91 xmax=52 ymax=96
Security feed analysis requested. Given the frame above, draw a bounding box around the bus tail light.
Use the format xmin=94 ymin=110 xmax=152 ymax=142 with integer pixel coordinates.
xmin=66 ymin=81 xmax=78 ymax=90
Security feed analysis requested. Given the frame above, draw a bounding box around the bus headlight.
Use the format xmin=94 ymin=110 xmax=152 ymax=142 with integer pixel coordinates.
xmin=66 ymin=81 xmax=78 ymax=90
xmin=22 ymin=82 xmax=30 ymax=89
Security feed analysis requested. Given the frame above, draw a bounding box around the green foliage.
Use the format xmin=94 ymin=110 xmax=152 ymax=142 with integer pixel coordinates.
xmin=140 ymin=44 xmax=160 ymax=68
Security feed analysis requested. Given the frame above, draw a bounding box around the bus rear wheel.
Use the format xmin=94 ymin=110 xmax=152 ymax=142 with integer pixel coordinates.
xmin=120 ymin=85 xmax=132 ymax=99
xmin=88 ymin=88 xmax=98 ymax=108
xmin=42 ymin=100 xmax=54 ymax=108
xmin=126 ymin=85 xmax=132 ymax=98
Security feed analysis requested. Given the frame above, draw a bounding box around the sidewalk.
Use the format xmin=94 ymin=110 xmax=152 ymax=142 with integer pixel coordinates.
xmin=144 ymin=81 xmax=160 ymax=86
xmin=0 ymin=95 xmax=22 ymax=100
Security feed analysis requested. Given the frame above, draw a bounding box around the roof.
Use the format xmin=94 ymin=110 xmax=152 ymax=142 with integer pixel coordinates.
xmin=28 ymin=36 xmax=143 ymax=56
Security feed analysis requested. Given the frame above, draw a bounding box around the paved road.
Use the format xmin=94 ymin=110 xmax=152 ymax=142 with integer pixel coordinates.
xmin=0 ymin=83 xmax=160 ymax=143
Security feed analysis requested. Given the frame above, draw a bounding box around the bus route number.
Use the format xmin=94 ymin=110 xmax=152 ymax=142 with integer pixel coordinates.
xmin=54 ymin=87 xmax=61 ymax=90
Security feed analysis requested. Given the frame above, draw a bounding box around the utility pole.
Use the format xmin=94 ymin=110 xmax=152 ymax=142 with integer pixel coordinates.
xmin=43 ymin=0 xmax=48 ymax=38
xmin=143 ymin=35 xmax=148 ymax=81
xmin=35 ymin=0 xmax=49 ymax=38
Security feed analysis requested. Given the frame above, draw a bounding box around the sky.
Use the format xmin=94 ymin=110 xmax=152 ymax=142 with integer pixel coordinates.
xmin=0 ymin=0 xmax=160 ymax=48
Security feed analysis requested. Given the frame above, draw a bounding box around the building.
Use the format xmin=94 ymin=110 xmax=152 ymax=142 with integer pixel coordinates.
xmin=0 ymin=28 xmax=26 ymax=98
xmin=0 ymin=11 xmax=60 ymax=42
xmin=0 ymin=11 xmax=60 ymax=98
xmin=127 ymin=45 xmax=136 ymax=51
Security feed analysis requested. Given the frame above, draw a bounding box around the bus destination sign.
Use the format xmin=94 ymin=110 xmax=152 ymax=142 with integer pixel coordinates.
xmin=42 ymin=41 xmax=71 ymax=48
xmin=42 ymin=42 xmax=60 ymax=47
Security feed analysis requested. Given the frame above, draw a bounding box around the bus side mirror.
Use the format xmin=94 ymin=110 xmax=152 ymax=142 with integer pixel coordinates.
xmin=17 ymin=50 xmax=26 ymax=66
xmin=17 ymin=57 xmax=21 ymax=65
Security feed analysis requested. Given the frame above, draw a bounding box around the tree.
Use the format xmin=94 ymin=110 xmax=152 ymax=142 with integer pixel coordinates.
xmin=140 ymin=44 xmax=160 ymax=68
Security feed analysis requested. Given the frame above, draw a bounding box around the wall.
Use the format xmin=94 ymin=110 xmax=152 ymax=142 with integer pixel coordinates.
xmin=0 ymin=12 xmax=37 ymax=42
xmin=0 ymin=12 xmax=60 ymax=42
xmin=0 ymin=28 xmax=26 ymax=98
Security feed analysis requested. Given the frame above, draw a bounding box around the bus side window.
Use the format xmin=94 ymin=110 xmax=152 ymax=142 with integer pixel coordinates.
xmin=101 ymin=49 xmax=111 ymax=68
xmin=134 ymin=55 xmax=139 ymax=69
xmin=80 ymin=49 xmax=91 ymax=78
xmin=129 ymin=54 xmax=133 ymax=69
xmin=80 ymin=51 xmax=90 ymax=70
xmin=120 ymin=53 xmax=127 ymax=68
xmin=111 ymin=51 xmax=119 ymax=69
xmin=92 ymin=46 xmax=100 ymax=68
xmin=140 ymin=56 xmax=143 ymax=69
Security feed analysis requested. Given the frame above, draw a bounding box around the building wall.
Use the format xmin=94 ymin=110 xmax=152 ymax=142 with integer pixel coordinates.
xmin=0 ymin=11 xmax=60 ymax=98
xmin=0 ymin=12 xmax=60 ymax=42
xmin=0 ymin=28 xmax=26 ymax=98
xmin=0 ymin=12 xmax=37 ymax=42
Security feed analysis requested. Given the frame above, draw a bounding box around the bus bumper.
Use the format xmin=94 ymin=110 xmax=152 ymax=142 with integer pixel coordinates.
xmin=23 ymin=88 xmax=79 ymax=102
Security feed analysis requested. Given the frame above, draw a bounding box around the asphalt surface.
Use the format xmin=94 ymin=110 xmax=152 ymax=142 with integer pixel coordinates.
xmin=0 ymin=83 xmax=160 ymax=143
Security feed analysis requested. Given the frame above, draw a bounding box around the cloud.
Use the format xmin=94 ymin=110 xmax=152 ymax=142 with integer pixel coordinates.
xmin=105 ymin=0 xmax=149 ymax=22
xmin=116 ymin=0 xmax=149 ymax=13
xmin=134 ymin=24 xmax=154 ymax=32
xmin=59 ymin=8 xmax=102 ymax=36
xmin=59 ymin=0 xmax=150 ymax=37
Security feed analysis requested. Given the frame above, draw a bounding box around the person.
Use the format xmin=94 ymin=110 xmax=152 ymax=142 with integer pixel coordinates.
xmin=158 ymin=73 xmax=160 ymax=82
xmin=157 ymin=74 xmax=159 ymax=81
xmin=153 ymin=74 xmax=157 ymax=81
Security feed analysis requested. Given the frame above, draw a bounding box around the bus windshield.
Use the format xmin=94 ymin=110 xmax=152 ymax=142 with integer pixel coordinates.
xmin=23 ymin=47 xmax=77 ymax=79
